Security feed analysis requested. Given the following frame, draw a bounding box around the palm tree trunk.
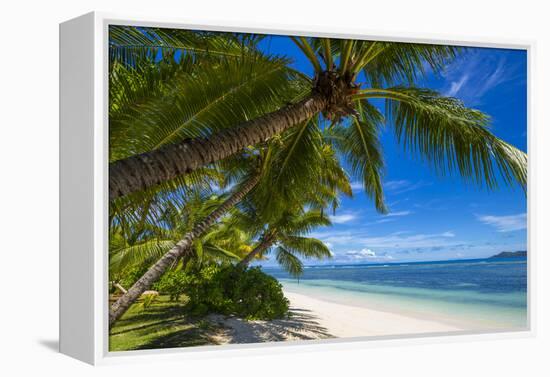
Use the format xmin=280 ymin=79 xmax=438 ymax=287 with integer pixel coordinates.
xmin=109 ymin=94 xmax=326 ymax=200
xmin=109 ymin=175 xmax=260 ymax=326
xmin=236 ymin=235 xmax=274 ymax=268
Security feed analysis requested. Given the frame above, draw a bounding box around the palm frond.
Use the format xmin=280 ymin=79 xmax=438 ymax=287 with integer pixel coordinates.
xmin=253 ymin=119 xmax=324 ymax=220
xmin=282 ymin=210 xmax=332 ymax=235
xmin=280 ymin=236 xmax=332 ymax=259
xmin=290 ymin=36 xmax=322 ymax=72
xmin=300 ymin=141 xmax=352 ymax=213
xmin=109 ymin=167 xmax=224 ymax=230
xmin=330 ymin=101 xmax=387 ymax=213
xmin=110 ymin=55 xmax=307 ymax=161
xmin=202 ymin=244 xmax=241 ymax=261
xmin=358 ymin=43 xmax=461 ymax=86
xmin=109 ymin=57 xmax=197 ymax=156
xmin=275 ymin=247 xmax=304 ymax=277
xmin=356 ymin=87 xmax=527 ymax=189
xmin=339 ymin=39 xmax=355 ymax=73
xmin=109 ymin=239 xmax=175 ymax=272
xmin=254 ymin=115 xmax=352 ymax=220
xmin=349 ymin=41 xmax=385 ymax=74
xmin=109 ymin=25 xmax=250 ymax=67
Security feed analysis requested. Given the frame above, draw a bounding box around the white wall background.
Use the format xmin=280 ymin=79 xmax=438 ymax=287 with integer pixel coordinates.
xmin=0 ymin=0 xmax=548 ymax=375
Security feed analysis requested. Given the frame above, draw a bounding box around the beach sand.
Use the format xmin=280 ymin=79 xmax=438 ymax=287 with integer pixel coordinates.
xmin=207 ymin=290 xmax=462 ymax=344
xmin=283 ymin=291 xmax=462 ymax=337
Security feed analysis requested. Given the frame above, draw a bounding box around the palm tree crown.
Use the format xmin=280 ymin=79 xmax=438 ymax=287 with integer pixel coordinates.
xmin=108 ymin=28 xmax=527 ymax=204
xmin=236 ymin=208 xmax=333 ymax=277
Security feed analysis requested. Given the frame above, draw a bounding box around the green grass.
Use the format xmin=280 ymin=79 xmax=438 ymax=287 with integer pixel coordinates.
xmin=109 ymin=295 xmax=219 ymax=351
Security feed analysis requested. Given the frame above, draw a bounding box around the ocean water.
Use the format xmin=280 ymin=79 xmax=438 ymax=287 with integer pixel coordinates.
xmin=263 ymin=257 xmax=528 ymax=330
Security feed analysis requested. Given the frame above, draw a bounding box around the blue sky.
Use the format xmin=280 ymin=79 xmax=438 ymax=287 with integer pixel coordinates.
xmin=257 ymin=36 xmax=527 ymax=264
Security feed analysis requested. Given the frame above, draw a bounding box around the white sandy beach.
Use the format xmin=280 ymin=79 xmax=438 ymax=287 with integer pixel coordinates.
xmin=207 ymin=290 xmax=463 ymax=344
xmin=283 ymin=290 xmax=462 ymax=338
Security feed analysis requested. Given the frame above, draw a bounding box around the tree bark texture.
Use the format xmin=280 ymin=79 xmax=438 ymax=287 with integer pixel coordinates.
xmin=109 ymin=94 xmax=326 ymax=200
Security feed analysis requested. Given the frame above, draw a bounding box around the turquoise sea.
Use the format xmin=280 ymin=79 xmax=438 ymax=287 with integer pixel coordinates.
xmin=264 ymin=257 xmax=528 ymax=330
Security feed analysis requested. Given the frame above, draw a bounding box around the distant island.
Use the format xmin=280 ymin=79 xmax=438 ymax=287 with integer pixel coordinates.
xmin=489 ymin=251 xmax=527 ymax=258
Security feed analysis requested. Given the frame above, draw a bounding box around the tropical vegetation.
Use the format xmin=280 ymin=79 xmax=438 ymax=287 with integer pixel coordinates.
xmin=106 ymin=25 xmax=527 ymax=346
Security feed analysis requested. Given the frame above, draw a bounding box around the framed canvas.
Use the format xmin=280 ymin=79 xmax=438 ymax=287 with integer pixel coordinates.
xmin=59 ymin=11 xmax=534 ymax=365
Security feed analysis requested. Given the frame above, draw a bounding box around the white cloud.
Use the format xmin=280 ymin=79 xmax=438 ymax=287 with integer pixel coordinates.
xmin=314 ymin=229 xmax=462 ymax=251
xmin=314 ymin=233 xmax=355 ymax=244
xmin=350 ymin=181 xmax=363 ymax=190
xmin=476 ymin=213 xmax=527 ymax=232
xmin=345 ymin=248 xmax=394 ymax=261
xmin=384 ymin=180 xmax=410 ymax=191
xmin=384 ymin=180 xmax=431 ymax=194
xmin=480 ymin=59 xmax=506 ymax=95
xmin=445 ymin=73 xmax=469 ymax=97
xmin=329 ymin=213 xmax=356 ymax=224
xmin=370 ymin=210 xmax=412 ymax=224
xmin=375 ymin=218 xmax=396 ymax=224
xmin=346 ymin=248 xmax=376 ymax=257
xmin=441 ymin=51 xmax=515 ymax=105
xmin=386 ymin=210 xmax=412 ymax=217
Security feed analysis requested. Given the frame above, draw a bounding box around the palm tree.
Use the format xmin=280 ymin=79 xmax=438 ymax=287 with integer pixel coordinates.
xmin=108 ymin=26 xmax=308 ymax=204
xmin=236 ymin=208 xmax=332 ymax=277
xmin=109 ymin=173 xmax=260 ymax=325
xmin=107 ymin=28 xmax=317 ymax=324
xmin=231 ymin=135 xmax=349 ymax=274
xmin=109 ymin=34 xmax=527 ymax=200
xmin=109 ymin=125 xmax=350 ymax=324
xmin=107 ymin=29 xmax=528 ymax=325
xmin=109 ymin=194 xmax=251 ymax=277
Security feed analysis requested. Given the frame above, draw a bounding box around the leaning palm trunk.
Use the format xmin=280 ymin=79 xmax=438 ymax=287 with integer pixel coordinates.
xmin=109 ymin=175 xmax=260 ymax=325
xmin=109 ymin=94 xmax=326 ymax=200
xmin=236 ymin=235 xmax=274 ymax=268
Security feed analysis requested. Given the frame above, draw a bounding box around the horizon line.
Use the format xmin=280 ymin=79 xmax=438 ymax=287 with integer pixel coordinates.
xmin=258 ymin=252 xmax=527 ymax=269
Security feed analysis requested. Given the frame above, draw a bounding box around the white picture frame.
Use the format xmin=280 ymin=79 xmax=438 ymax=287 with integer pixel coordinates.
xmin=59 ymin=11 xmax=535 ymax=365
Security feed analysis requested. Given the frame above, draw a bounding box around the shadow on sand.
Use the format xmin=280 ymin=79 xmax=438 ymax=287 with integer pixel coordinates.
xmin=207 ymin=306 xmax=333 ymax=344
xmin=111 ymin=304 xmax=332 ymax=351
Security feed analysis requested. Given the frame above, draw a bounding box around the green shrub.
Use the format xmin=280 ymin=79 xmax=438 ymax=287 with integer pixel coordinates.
xmin=186 ymin=265 xmax=234 ymax=316
xmin=154 ymin=270 xmax=188 ymax=301
xmin=227 ymin=267 xmax=290 ymax=320
xmin=154 ymin=265 xmax=289 ymax=320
